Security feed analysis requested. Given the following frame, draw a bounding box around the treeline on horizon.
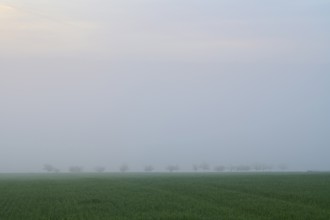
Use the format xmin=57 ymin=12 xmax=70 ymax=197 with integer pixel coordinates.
xmin=42 ymin=163 xmax=289 ymax=173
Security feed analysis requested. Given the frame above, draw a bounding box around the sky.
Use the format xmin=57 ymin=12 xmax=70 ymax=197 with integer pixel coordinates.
xmin=0 ymin=0 xmax=329 ymax=172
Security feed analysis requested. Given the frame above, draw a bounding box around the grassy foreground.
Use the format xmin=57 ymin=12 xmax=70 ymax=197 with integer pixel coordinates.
xmin=0 ymin=173 xmax=329 ymax=220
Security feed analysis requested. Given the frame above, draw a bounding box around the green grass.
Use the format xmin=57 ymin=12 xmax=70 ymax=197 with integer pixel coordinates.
xmin=0 ymin=172 xmax=330 ymax=219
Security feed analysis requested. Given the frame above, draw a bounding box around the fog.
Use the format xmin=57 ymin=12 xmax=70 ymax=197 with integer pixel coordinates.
xmin=1 ymin=0 xmax=329 ymax=172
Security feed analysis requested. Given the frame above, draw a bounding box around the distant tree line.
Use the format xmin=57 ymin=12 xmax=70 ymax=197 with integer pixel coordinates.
xmin=43 ymin=164 xmax=60 ymax=173
xmin=42 ymin=163 xmax=287 ymax=173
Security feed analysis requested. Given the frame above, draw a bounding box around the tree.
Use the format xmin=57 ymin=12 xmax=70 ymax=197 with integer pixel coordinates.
xmin=199 ymin=163 xmax=210 ymax=172
xmin=94 ymin=166 xmax=106 ymax=173
xmin=229 ymin=165 xmax=236 ymax=172
xmin=278 ymin=163 xmax=288 ymax=171
xmin=236 ymin=165 xmax=251 ymax=172
xmin=214 ymin=165 xmax=226 ymax=172
xmin=43 ymin=164 xmax=55 ymax=173
xmin=144 ymin=165 xmax=154 ymax=172
xmin=53 ymin=168 xmax=61 ymax=173
xmin=192 ymin=164 xmax=199 ymax=172
xmin=253 ymin=163 xmax=272 ymax=172
xmin=69 ymin=166 xmax=83 ymax=173
xmin=166 ymin=165 xmax=179 ymax=172
xmin=253 ymin=163 xmax=264 ymax=171
xmin=119 ymin=164 xmax=129 ymax=173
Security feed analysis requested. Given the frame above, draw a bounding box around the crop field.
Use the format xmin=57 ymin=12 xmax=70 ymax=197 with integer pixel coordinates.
xmin=0 ymin=173 xmax=329 ymax=220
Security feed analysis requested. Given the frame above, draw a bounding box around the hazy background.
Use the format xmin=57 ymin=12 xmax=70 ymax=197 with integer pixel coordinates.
xmin=1 ymin=0 xmax=329 ymax=172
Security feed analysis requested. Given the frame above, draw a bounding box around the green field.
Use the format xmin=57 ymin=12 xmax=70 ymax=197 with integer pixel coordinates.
xmin=0 ymin=173 xmax=329 ymax=220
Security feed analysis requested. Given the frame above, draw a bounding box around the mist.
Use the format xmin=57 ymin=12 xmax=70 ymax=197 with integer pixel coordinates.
xmin=1 ymin=0 xmax=329 ymax=172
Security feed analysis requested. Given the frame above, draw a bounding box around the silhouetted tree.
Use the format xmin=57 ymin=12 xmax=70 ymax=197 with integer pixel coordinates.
xmin=43 ymin=164 xmax=55 ymax=173
xmin=229 ymin=165 xmax=236 ymax=172
xmin=214 ymin=165 xmax=226 ymax=172
xmin=69 ymin=166 xmax=83 ymax=173
xmin=119 ymin=164 xmax=129 ymax=173
xmin=193 ymin=164 xmax=199 ymax=172
xmin=236 ymin=165 xmax=251 ymax=172
xmin=53 ymin=168 xmax=61 ymax=173
xmin=144 ymin=165 xmax=154 ymax=172
xmin=253 ymin=163 xmax=264 ymax=171
xmin=94 ymin=166 xmax=106 ymax=173
xmin=278 ymin=163 xmax=288 ymax=171
xmin=253 ymin=163 xmax=272 ymax=172
xmin=166 ymin=165 xmax=179 ymax=172
xmin=199 ymin=163 xmax=210 ymax=172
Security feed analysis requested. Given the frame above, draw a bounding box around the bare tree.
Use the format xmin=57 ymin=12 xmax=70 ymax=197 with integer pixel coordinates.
xmin=278 ymin=163 xmax=288 ymax=171
xmin=53 ymin=168 xmax=61 ymax=173
xmin=193 ymin=164 xmax=199 ymax=172
xmin=94 ymin=166 xmax=106 ymax=173
xmin=166 ymin=165 xmax=179 ymax=172
xmin=229 ymin=165 xmax=236 ymax=172
xmin=199 ymin=163 xmax=210 ymax=172
xmin=69 ymin=166 xmax=83 ymax=173
xmin=253 ymin=163 xmax=272 ymax=172
xmin=236 ymin=165 xmax=251 ymax=172
xmin=144 ymin=165 xmax=154 ymax=172
xmin=265 ymin=164 xmax=273 ymax=171
xmin=253 ymin=163 xmax=264 ymax=171
xmin=119 ymin=164 xmax=129 ymax=173
xmin=43 ymin=164 xmax=55 ymax=173
xmin=214 ymin=165 xmax=226 ymax=172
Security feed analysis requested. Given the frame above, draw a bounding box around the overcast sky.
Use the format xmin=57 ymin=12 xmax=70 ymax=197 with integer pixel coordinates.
xmin=1 ymin=0 xmax=329 ymax=172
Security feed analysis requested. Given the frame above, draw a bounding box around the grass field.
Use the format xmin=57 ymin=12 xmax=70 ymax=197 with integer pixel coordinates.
xmin=0 ymin=172 xmax=329 ymax=220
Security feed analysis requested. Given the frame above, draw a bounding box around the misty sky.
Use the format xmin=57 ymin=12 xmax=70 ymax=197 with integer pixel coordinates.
xmin=1 ymin=0 xmax=329 ymax=172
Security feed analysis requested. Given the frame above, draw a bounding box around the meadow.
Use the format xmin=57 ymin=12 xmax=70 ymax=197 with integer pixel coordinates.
xmin=0 ymin=172 xmax=329 ymax=220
